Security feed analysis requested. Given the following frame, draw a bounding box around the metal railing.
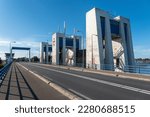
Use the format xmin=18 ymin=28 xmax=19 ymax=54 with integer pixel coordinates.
xmin=113 ymin=46 xmax=124 ymax=58
xmin=49 ymin=62 xmax=150 ymax=75
xmin=78 ymin=64 xmax=150 ymax=75
xmin=124 ymin=64 xmax=150 ymax=75
xmin=85 ymin=63 xmax=150 ymax=75
xmin=0 ymin=62 xmax=12 ymax=81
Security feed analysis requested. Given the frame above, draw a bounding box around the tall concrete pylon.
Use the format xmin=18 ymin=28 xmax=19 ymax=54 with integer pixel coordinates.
xmin=86 ymin=8 xmax=135 ymax=71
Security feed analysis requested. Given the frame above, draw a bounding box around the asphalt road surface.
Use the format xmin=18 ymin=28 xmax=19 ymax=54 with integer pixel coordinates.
xmin=0 ymin=63 xmax=69 ymax=100
xmin=19 ymin=62 xmax=150 ymax=100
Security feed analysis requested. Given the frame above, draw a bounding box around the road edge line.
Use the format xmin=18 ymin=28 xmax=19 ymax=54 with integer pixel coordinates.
xmin=37 ymin=63 xmax=150 ymax=82
xmin=17 ymin=63 xmax=82 ymax=100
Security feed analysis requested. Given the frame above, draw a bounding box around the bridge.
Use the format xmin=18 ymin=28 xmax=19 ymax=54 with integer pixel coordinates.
xmin=0 ymin=62 xmax=150 ymax=100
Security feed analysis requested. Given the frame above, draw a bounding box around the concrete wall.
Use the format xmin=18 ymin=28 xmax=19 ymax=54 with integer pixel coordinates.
xmin=40 ymin=42 xmax=51 ymax=64
xmin=86 ymin=8 xmax=114 ymax=70
xmin=52 ymin=33 xmax=81 ymax=66
xmin=86 ymin=8 xmax=135 ymax=71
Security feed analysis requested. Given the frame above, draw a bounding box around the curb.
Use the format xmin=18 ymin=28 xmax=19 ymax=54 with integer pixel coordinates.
xmin=36 ymin=63 xmax=150 ymax=82
xmin=17 ymin=63 xmax=82 ymax=100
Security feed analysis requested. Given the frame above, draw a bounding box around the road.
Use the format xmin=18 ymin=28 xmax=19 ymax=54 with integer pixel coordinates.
xmin=0 ymin=63 xmax=69 ymax=100
xmin=19 ymin=62 xmax=150 ymax=100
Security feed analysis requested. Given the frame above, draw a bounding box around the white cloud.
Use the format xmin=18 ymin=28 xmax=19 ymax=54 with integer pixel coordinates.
xmin=134 ymin=45 xmax=150 ymax=58
xmin=0 ymin=38 xmax=41 ymax=60
xmin=0 ymin=34 xmax=53 ymax=60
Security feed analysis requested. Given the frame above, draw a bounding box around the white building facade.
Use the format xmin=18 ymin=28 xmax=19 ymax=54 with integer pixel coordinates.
xmin=40 ymin=42 xmax=52 ymax=64
xmin=52 ymin=33 xmax=81 ymax=66
xmin=86 ymin=8 xmax=135 ymax=71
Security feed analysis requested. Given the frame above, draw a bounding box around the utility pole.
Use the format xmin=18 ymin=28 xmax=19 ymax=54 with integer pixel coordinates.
xmin=10 ymin=41 xmax=16 ymax=63
xmin=76 ymin=30 xmax=84 ymax=68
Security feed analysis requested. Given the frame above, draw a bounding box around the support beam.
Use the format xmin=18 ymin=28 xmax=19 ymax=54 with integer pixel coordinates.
xmin=40 ymin=42 xmax=44 ymax=63
xmin=46 ymin=43 xmax=49 ymax=64
xmin=29 ymin=49 xmax=31 ymax=62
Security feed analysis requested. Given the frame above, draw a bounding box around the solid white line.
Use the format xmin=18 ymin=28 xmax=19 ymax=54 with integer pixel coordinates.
xmin=17 ymin=63 xmax=82 ymax=100
xmin=30 ymin=64 xmax=150 ymax=95
xmin=42 ymin=75 xmax=54 ymax=82
xmin=69 ymin=89 xmax=92 ymax=100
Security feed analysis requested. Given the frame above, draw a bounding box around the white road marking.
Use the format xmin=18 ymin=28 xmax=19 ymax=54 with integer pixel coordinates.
xmin=69 ymin=89 xmax=92 ymax=100
xmin=28 ymin=64 xmax=150 ymax=96
xmin=18 ymin=63 xmax=82 ymax=100
xmin=42 ymin=75 xmax=53 ymax=81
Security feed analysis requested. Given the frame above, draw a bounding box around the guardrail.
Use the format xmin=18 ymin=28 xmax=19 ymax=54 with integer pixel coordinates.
xmin=63 ymin=63 xmax=150 ymax=75
xmin=86 ymin=63 xmax=150 ymax=75
xmin=0 ymin=62 xmax=12 ymax=81
xmin=124 ymin=64 xmax=150 ymax=75
xmin=47 ymin=62 xmax=150 ymax=75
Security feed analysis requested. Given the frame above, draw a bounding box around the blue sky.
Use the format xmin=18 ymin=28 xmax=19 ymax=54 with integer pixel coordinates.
xmin=0 ymin=0 xmax=150 ymax=59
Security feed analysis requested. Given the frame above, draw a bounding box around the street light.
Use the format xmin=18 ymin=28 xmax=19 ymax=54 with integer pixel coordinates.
xmin=91 ymin=34 xmax=98 ymax=68
xmin=10 ymin=41 xmax=16 ymax=62
xmin=75 ymin=30 xmax=84 ymax=68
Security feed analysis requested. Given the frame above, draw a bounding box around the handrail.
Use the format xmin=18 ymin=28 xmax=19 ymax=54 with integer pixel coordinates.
xmin=0 ymin=62 xmax=12 ymax=81
xmin=85 ymin=63 xmax=150 ymax=75
xmin=114 ymin=46 xmax=124 ymax=58
xmin=124 ymin=64 xmax=150 ymax=74
xmin=117 ymin=59 xmax=125 ymax=71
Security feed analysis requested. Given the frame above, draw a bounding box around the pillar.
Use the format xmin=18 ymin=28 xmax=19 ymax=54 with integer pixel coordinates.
xmin=73 ymin=36 xmax=76 ymax=66
xmin=104 ymin=17 xmax=114 ymax=70
xmin=119 ymin=20 xmax=129 ymax=66
xmin=46 ymin=43 xmax=48 ymax=64
xmin=40 ymin=42 xmax=44 ymax=63
xmin=86 ymin=8 xmax=103 ymax=69
xmin=29 ymin=49 xmax=31 ymax=62
xmin=62 ymin=36 xmax=66 ymax=65
xmin=10 ymin=47 xmax=12 ymax=62
xmin=126 ymin=23 xmax=135 ymax=66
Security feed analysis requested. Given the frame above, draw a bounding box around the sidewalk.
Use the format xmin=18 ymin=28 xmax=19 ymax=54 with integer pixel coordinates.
xmin=0 ymin=63 xmax=69 ymax=100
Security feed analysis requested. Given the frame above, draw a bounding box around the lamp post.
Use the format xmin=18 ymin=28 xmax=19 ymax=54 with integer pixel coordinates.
xmin=10 ymin=41 xmax=16 ymax=62
xmin=76 ymin=30 xmax=84 ymax=68
xmin=91 ymin=34 xmax=98 ymax=68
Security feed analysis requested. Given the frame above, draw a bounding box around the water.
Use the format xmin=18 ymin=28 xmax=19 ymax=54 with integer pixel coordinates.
xmin=135 ymin=63 xmax=150 ymax=75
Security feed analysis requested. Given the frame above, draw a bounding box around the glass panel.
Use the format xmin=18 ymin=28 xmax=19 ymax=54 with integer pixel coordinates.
xmin=76 ymin=39 xmax=79 ymax=49
xmin=48 ymin=46 xmax=52 ymax=52
xmin=59 ymin=37 xmax=63 ymax=47
xmin=44 ymin=47 xmax=46 ymax=52
xmin=110 ymin=20 xmax=120 ymax=35
xmin=66 ymin=38 xmax=73 ymax=47
xmin=100 ymin=16 xmax=105 ymax=38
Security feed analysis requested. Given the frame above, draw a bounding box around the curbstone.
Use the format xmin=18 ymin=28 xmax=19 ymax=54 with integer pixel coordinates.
xmin=17 ymin=63 xmax=82 ymax=100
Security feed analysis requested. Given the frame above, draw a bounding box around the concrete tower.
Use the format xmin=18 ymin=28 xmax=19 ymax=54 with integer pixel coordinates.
xmin=52 ymin=33 xmax=81 ymax=66
xmin=86 ymin=8 xmax=135 ymax=71
xmin=40 ymin=42 xmax=52 ymax=64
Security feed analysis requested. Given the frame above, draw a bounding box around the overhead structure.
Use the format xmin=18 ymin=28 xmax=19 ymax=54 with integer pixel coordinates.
xmin=52 ymin=33 xmax=81 ymax=66
xmin=86 ymin=8 xmax=135 ymax=71
xmin=40 ymin=42 xmax=52 ymax=64
xmin=11 ymin=47 xmax=31 ymax=62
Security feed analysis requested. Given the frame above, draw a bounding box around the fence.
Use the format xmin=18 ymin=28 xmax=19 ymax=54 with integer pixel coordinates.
xmin=46 ymin=62 xmax=150 ymax=75
xmin=86 ymin=63 xmax=150 ymax=75
xmin=65 ymin=63 xmax=150 ymax=75
xmin=124 ymin=64 xmax=150 ymax=75
xmin=0 ymin=62 xmax=12 ymax=81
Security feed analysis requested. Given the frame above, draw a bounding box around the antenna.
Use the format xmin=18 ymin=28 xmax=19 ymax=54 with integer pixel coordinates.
xmin=64 ymin=21 xmax=66 ymax=35
xmin=58 ymin=25 xmax=60 ymax=33
xmin=73 ymin=28 xmax=76 ymax=35
xmin=108 ymin=10 xmax=117 ymax=18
